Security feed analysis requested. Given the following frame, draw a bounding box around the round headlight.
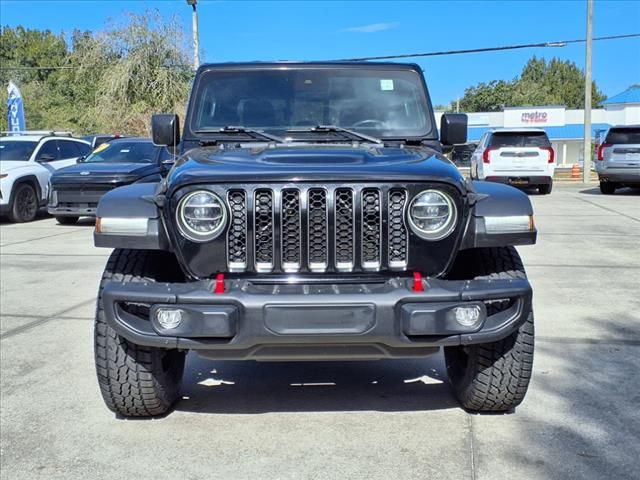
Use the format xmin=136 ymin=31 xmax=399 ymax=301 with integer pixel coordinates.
xmin=408 ymin=190 xmax=457 ymax=241
xmin=177 ymin=190 xmax=227 ymax=242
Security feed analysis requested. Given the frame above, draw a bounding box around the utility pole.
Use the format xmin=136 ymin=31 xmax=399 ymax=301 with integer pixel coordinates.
xmin=186 ymin=0 xmax=200 ymax=70
xmin=583 ymin=0 xmax=593 ymax=183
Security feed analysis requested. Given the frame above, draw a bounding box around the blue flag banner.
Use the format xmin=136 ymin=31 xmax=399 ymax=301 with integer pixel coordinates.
xmin=7 ymin=81 xmax=26 ymax=134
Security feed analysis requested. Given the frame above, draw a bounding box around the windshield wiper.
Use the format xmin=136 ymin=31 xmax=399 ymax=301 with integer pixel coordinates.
xmin=287 ymin=125 xmax=383 ymax=145
xmin=195 ymin=126 xmax=286 ymax=144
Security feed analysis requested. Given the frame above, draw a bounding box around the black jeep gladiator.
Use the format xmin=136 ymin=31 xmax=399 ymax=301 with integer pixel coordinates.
xmin=93 ymin=62 xmax=537 ymax=417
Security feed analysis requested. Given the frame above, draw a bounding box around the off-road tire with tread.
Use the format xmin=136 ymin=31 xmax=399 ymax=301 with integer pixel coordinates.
xmin=94 ymin=248 xmax=186 ymax=418
xmin=55 ymin=216 xmax=79 ymax=225
xmin=599 ymin=181 xmax=616 ymax=195
xmin=444 ymin=246 xmax=534 ymax=412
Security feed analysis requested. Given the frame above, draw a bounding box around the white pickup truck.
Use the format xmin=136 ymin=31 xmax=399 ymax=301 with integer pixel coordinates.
xmin=470 ymin=128 xmax=555 ymax=194
xmin=0 ymin=132 xmax=91 ymax=222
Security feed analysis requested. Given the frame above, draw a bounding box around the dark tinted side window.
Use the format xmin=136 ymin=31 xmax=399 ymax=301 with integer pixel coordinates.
xmin=75 ymin=142 xmax=92 ymax=156
xmin=58 ymin=140 xmax=82 ymax=159
xmin=605 ymin=128 xmax=640 ymax=144
xmin=36 ymin=140 xmax=60 ymax=162
xmin=489 ymin=132 xmax=551 ymax=148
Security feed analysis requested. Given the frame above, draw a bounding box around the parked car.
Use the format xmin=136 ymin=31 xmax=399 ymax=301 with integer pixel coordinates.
xmin=0 ymin=132 xmax=91 ymax=222
xmin=595 ymin=125 xmax=640 ymax=194
xmin=93 ymin=61 xmax=537 ymax=417
xmin=450 ymin=142 xmax=477 ymax=168
xmin=470 ymin=128 xmax=555 ymax=194
xmin=48 ymin=138 xmax=173 ymax=224
xmin=82 ymin=134 xmax=128 ymax=150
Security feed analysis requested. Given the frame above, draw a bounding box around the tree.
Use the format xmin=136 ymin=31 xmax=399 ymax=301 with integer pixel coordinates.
xmin=456 ymin=56 xmax=607 ymax=112
xmin=1 ymin=10 xmax=192 ymax=135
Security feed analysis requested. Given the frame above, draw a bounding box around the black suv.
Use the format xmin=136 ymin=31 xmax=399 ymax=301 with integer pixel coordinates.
xmin=48 ymin=137 xmax=173 ymax=224
xmin=93 ymin=62 xmax=537 ymax=417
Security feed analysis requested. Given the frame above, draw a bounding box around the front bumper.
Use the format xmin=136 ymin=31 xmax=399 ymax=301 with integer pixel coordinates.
xmin=102 ymin=276 xmax=532 ymax=361
xmin=47 ymin=205 xmax=97 ymax=217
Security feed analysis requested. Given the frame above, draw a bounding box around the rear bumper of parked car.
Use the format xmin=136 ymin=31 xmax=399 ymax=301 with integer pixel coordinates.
xmin=101 ymin=276 xmax=533 ymax=361
xmin=596 ymin=166 xmax=640 ymax=185
xmin=485 ymin=175 xmax=552 ymax=187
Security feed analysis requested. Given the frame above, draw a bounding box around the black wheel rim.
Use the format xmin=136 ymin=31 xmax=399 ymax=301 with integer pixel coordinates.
xmin=17 ymin=187 xmax=37 ymax=220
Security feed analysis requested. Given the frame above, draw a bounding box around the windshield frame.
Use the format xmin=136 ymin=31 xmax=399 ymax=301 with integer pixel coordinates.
xmin=183 ymin=63 xmax=438 ymax=144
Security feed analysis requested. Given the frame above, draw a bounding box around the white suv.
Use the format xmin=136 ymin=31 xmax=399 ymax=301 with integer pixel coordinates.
xmin=0 ymin=132 xmax=92 ymax=222
xmin=470 ymin=128 xmax=555 ymax=194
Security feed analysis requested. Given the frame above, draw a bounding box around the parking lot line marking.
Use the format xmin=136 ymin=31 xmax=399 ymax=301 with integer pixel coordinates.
xmin=575 ymin=197 xmax=640 ymax=223
xmin=0 ymin=298 xmax=95 ymax=341
xmin=465 ymin=414 xmax=477 ymax=480
xmin=537 ymin=336 xmax=640 ymax=346
xmin=0 ymin=253 xmax=108 ymax=257
xmin=0 ymin=230 xmax=84 ymax=248
xmin=527 ymin=264 xmax=640 ymax=269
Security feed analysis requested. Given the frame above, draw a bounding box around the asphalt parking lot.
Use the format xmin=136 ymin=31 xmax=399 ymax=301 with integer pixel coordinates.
xmin=1 ymin=183 xmax=639 ymax=480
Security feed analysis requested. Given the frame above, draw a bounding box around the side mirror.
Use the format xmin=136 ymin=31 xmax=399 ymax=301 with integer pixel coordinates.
xmin=152 ymin=113 xmax=181 ymax=147
xmin=440 ymin=113 xmax=468 ymax=146
xmin=77 ymin=156 xmax=86 ymax=163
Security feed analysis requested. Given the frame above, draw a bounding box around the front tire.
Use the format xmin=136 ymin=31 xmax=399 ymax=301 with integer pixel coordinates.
xmin=56 ymin=216 xmax=79 ymax=225
xmin=94 ymin=249 xmax=186 ymax=417
xmin=444 ymin=247 xmax=534 ymax=412
xmin=599 ymin=181 xmax=616 ymax=194
xmin=10 ymin=183 xmax=39 ymax=223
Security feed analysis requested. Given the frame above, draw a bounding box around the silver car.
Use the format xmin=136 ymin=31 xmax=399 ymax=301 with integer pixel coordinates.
xmin=596 ymin=126 xmax=640 ymax=194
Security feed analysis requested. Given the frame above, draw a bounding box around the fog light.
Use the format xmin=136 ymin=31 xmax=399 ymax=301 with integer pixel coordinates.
xmin=156 ymin=308 xmax=183 ymax=329
xmin=452 ymin=305 xmax=482 ymax=327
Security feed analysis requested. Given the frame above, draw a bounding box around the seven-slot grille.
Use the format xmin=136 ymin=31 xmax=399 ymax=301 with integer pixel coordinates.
xmin=226 ymin=186 xmax=409 ymax=273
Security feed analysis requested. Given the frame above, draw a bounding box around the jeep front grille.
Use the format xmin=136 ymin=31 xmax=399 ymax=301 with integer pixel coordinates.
xmin=225 ymin=185 xmax=409 ymax=273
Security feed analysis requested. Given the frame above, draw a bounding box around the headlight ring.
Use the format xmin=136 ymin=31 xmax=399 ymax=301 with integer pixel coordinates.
xmin=176 ymin=190 xmax=227 ymax=242
xmin=407 ymin=189 xmax=457 ymax=241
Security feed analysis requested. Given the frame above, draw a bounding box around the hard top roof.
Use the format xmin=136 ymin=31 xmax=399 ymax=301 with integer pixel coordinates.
xmin=196 ymin=61 xmax=422 ymax=72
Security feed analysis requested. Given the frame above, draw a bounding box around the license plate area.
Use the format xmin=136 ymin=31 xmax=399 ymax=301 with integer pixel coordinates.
xmin=264 ymin=304 xmax=376 ymax=334
xmin=508 ymin=177 xmax=529 ymax=185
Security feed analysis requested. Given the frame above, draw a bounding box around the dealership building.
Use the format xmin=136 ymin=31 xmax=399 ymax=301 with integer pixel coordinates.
xmin=436 ymin=86 xmax=640 ymax=166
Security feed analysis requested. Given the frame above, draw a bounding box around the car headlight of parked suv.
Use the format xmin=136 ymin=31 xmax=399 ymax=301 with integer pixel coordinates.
xmin=407 ymin=189 xmax=457 ymax=241
xmin=176 ymin=190 xmax=227 ymax=242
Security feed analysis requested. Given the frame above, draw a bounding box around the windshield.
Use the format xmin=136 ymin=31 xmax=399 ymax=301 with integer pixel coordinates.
xmin=490 ymin=132 xmax=551 ymax=148
xmin=605 ymin=127 xmax=640 ymax=144
xmin=85 ymin=141 xmax=157 ymax=164
xmin=189 ymin=67 xmax=433 ymax=139
xmin=0 ymin=140 xmax=38 ymax=161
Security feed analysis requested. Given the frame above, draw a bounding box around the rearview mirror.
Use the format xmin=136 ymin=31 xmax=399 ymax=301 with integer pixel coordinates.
xmin=152 ymin=113 xmax=181 ymax=147
xmin=76 ymin=156 xmax=86 ymax=163
xmin=440 ymin=113 xmax=468 ymax=146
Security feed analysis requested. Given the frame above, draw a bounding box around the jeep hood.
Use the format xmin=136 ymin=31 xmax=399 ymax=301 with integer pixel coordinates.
xmin=168 ymin=145 xmax=465 ymax=192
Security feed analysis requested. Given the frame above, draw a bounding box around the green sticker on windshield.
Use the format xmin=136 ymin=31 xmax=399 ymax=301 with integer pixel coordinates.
xmin=380 ymin=79 xmax=394 ymax=91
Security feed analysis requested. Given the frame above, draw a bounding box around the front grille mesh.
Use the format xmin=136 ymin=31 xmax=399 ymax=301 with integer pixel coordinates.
xmin=281 ymin=189 xmax=301 ymax=270
xmin=335 ymin=188 xmax=354 ymax=269
xmin=254 ymin=190 xmax=274 ymax=269
xmin=225 ymin=186 xmax=409 ymax=273
xmin=361 ymin=189 xmax=382 ymax=268
xmin=227 ymin=191 xmax=247 ymax=269
xmin=388 ymin=189 xmax=408 ymax=267
xmin=308 ymin=189 xmax=328 ymax=270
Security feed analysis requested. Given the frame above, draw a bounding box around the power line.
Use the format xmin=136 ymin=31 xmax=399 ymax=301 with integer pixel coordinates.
xmin=1 ymin=32 xmax=638 ymax=71
xmin=342 ymin=33 xmax=640 ymax=61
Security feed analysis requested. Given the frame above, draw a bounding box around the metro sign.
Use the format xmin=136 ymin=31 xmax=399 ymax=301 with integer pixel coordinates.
xmin=521 ymin=111 xmax=548 ymax=123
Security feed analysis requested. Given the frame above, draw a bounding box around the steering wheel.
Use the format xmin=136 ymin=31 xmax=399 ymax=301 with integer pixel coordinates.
xmin=351 ymin=119 xmax=385 ymax=129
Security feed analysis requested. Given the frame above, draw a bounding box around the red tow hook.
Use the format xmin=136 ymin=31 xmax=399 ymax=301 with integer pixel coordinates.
xmin=412 ymin=272 xmax=425 ymax=292
xmin=214 ymin=273 xmax=225 ymax=294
